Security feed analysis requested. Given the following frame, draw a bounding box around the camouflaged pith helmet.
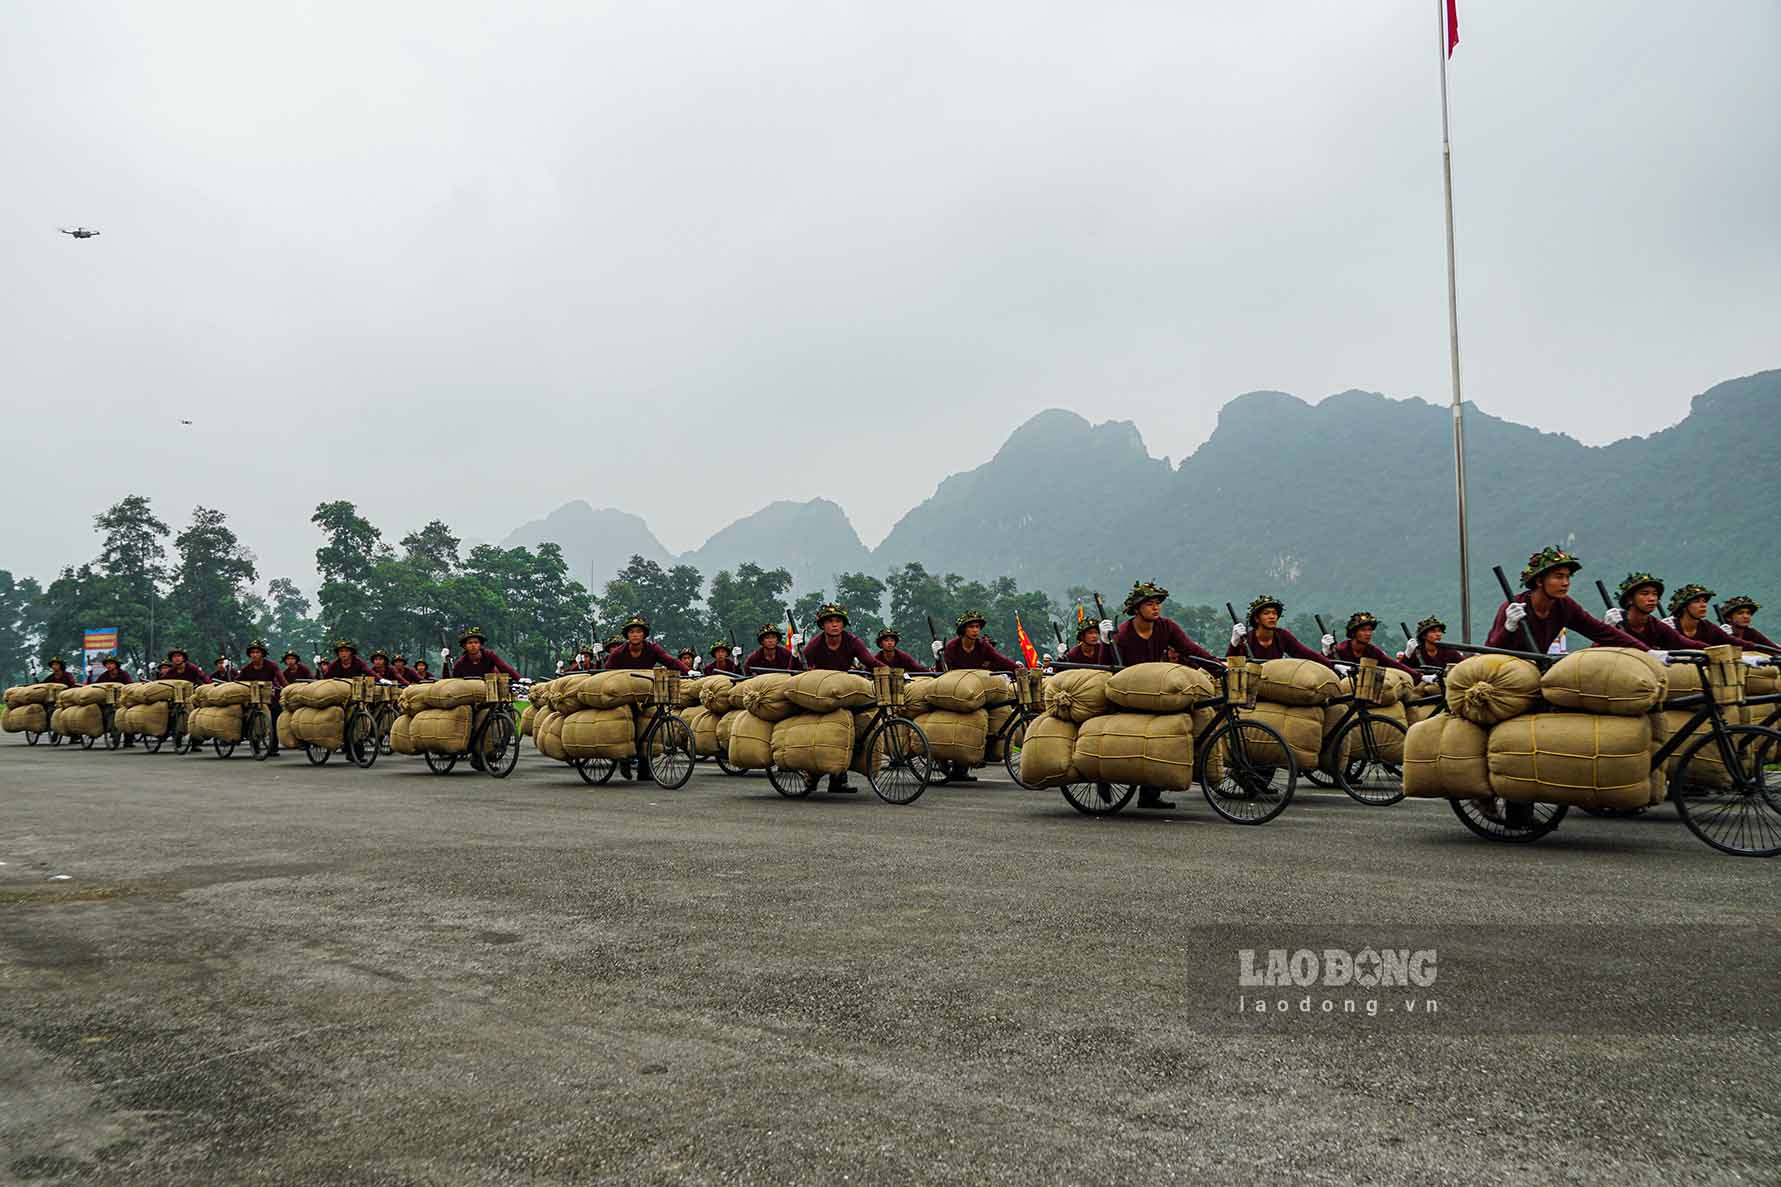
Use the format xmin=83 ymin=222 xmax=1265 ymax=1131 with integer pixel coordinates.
xmin=47 ymin=656 xmax=67 ymax=668
xmin=246 ymin=640 xmax=269 ymax=656
xmin=1720 ymin=595 xmax=1761 ymax=620
xmin=1520 ymin=546 xmax=1582 ymax=589
xmin=1615 ymin=572 xmax=1664 ymax=609
xmin=577 ymin=644 xmax=598 ymax=659
xmin=677 ymin=648 xmax=696 ymax=660
xmin=815 ymin=602 xmax=848 ymax=626
xmin=875 ymin=628 xmax=900 ymax=645
xmin=1246 ymin=595 xmax=1285 ymax=625
xmin=100 ymin=653 xmax=120 ymax=665
xmin=393 ymin=654 xmax=408 ymax=664
xmin=1344 ymin=611 xmax=1380 ymax=638
xmin=1414 ymin=615 xmax=1447 ymax=642
xmin=332 ymin=639 xmax=358 ymax=654
xmin=369 ymin=649 xmax=389 ymax=662
xmin=710 ymin=641 xmax=732 ymax=655
xmin=954 ymin=610 xmax=987 ymax=636
xmin=619 ymin=616 xmax=649 ymax=636
xmin=457 ymin=627 xmax=486 ymax=645
xmin=757 ymin=623 xmax=783 ymax=642
xmin=1667 ymin=583 xmax=1714 ymax=618
xmin=1077 ymin=620 xmax=1101 ymax=640
xmin=168 ymin=647 xmax=189 ymax=660
xmin=282 ymin=650 xmax=301 ymax=663
xmin=1122 ymin=581 xmax=1169 ymax=616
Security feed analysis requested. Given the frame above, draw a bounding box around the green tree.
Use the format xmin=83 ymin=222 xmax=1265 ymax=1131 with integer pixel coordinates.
xmin=886 ymin=561 xmax=951 ymax=650
xmin=833 ymin=572 xmax=888 ymax=639
xmin=0 ymin=570 xmax=45 ymax=686
xmin=265 ymin=578 xmax=320 ymax=654
xmin=706 ymin=563 xmax=792 ymax=645
xmin=166 ymin=507 xmax=259 ymax=658
xmin=1160 ymin=600 xmax=1228 ymax=652
xmin=93 ymin=495 xmax=170 ymax=670
xmin=31 ymin=565 xmax=128 ymax=675
xmin=595 ymin=555 xmax=709 ymax=651
xmin=311 ymin=501 xmax=386 ymax=641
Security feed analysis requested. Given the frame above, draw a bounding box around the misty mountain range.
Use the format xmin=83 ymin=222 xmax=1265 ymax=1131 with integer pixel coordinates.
xmin=503 ymin=369 xmax=1780 ymax=633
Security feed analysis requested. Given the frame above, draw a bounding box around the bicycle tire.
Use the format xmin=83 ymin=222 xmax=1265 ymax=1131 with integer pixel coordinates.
xmin=1671 ymin=724 xmax=1781 ymax=857
xmin=1332 ymin=713 xmax=1408 ymax=806
xmin=1198 ymin=718 xmax=1296 ymax=825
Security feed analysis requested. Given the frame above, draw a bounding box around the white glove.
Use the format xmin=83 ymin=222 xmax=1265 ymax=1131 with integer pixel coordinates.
xmin=1229 ymin=622 xmax=1247 ymax=647
xmin=1604 ymin=608 xmax=1625 ymax=627
xmin=1661 ymin=615 xmax=1676 ymax=627
xmin=1320 ymin=633 xmax=1336 ymax=651
xmin=1647 ymin=650 xmax=1669 ymax=665
xmin=1742 ymin=654 xmax=1765 ymax=668
xmin=930 ymin=639 xmax=944 ymax=656
xmin=1503 ymin=603 xmax=1527 ymax=630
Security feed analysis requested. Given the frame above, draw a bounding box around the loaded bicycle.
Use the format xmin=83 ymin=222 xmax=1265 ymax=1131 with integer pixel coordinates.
xmin=204 ymin=681 xmax=277 ymax=761
xmin=767 ymin=666 xmax=933 ymax=804
xmin=1318 ymin=658 xmax=1413 ymax=806
xmin=571 ymin=666 xmax=693 ymax=790
xmin=284 ymin=678 xmax=384 ymax=768
xmin=996 ymin=668 xmax=1048 ymax=789
xmin=423 ymin=673 xmax=522 ymax=778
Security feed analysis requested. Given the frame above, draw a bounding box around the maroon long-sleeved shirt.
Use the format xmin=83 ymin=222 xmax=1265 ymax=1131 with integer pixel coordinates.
xmin=236 ymin=659 xmax=288 ymax=688
xmin=703 ymin=657 xmax=741 ymax=675
xmin=1060 ymin=641 xmax=1111 ymax=666
xmin=162 ymin=661 xmax=212 ymax=684
xmin=603 ymin=642 xmax=687 ymax=673
xmin=282 ymin=663 xmax=315 ymax=681
xmin=1406 ymin=642 xmax=1467 ymax=670
xmin=44 ymin=670 xmax=77 ymax=687
xmin=1117 ymin=618 xmax=1219 ymax=668
xmin=802 ymin=632 xmax=885 ymax=671
xmin=1619 ymin=613 xmax=1698 ymax=652
xmin=1486 ymin=594 xmax=1646 ymax=652
xmin=323 ymin=656 xmax=376 ymax=680
xmin=1333 ymin=639 xmax=1419 ymax=679
xmin=743 ymin=647 xmax=800 ymax=673
xmin=454 ymin=649 xmax=523 ymax=678
xmin=389 ymin=665 xmax=418 ymax=685
xmin=873 ymin=649 xmax=930 ymax=673
xmin=1671 ymin=616 xmax=1740 ymax=650
xmin=90 ymin=668 xmax=133 ymax=685
xmin=1728 ymin=623 xmax=1780 ymax=654
xmin=942 ymin=637 xmax=1019 ymax=672
xmin=368 ymin=664 xmax=400 ymax=684
xmin=1229 ymin=628 xmax=1338 ymax=669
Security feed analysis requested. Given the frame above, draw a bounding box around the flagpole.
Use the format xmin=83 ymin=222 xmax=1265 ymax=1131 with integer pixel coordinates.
xmin=1437 ymin=0 xmax=1472 ymax=642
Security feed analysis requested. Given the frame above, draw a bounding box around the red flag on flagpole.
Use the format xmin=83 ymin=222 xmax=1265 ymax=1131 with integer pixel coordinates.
xmin=1446 ymin=0 xmax=1459 ymax=56
xmin=1015 ymin=614 xmax=1039 ymax=668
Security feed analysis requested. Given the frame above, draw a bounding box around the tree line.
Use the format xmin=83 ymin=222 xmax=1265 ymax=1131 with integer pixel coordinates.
xmin=3 ymin=496 xmax=1348 ymax=684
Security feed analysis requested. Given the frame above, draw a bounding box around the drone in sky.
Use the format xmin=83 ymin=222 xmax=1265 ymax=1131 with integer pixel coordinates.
xmin=59 ymin=226 xmax=101 ymax=239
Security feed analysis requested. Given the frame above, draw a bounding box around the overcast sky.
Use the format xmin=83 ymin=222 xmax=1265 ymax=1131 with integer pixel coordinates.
xmin=6 ymin=1 xmax=1777 ymax=591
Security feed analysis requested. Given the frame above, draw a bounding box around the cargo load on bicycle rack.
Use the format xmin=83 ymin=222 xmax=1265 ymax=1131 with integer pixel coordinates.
xmin=115 ymin=680 xmax=194 ymax=739
xmin=1017 ymin=662 xmax=1218 ymax=792
xmin=5 ymin=683 xmax=65 ymax=734
xmin=185 ymin=681 xmax=255 ymax=744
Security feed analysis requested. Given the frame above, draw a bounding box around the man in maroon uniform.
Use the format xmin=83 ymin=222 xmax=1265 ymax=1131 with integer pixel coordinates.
xmin=1664 ymin=584 xmax=1741 ymax=650
xmin=1602 ymin=574 xmax=1695 ymax=654
xmin=1061 ymin=621 xmax=1112 ymax=666
xmin=942 ymin=611 xmax=1019 ymax=672
xmin=1228 ymin=596 xmax=1338 ymax=668
xmin=452 ymin=627 xmax=524 ymax=678
xmin=1400 ymin=616 xmax=1467 ymax=671
xmin=602 ymin=617 xmax=687 ymax=673
xmin=802 ymin=604 xmax=884 ymax=671
xmin=1484 ymin=548 xmax=1646 ymax=653
xmin=705 ymin=642 xmax=741 ymax=676
xmin=1114 ymin=583 xmax=1218 ymax=672
xmin=744 ymin=625 xmax=800 ymax=673
xmin=410 ymin=659 xmax=434 ymax=682
xmin=237 ymin=641 xmax=287 ymax=756
xmin=367 ymin=649 xmax=401 ymax=683
xmin=42 ymin=657 xmax=78 ymax=688
xmin=873 ymin=628 xmax=928 ymax=673
xmin=281 ymin=650 xmax=314 ymax=681
xmin=1719 ymin=596 xmax=1779 ymax=655
xmin=389 ymin=654 xmax=418 ymax=684
xmin=321 ymin=640 xmax=375 ymax=680
xmin=162 ymin=648 xmax=212 ymax=684
xmin=210 ymin=654 xmax=235 ymax=683
xmin=90 ymin=654 xmax=132 ymax=684
xmin=1332 ymin=612 xmax=1420 ymax=678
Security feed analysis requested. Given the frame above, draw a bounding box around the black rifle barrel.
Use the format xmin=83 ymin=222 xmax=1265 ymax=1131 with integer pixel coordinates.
xmin=1493 ymin=565 xmax=1542 ymax=656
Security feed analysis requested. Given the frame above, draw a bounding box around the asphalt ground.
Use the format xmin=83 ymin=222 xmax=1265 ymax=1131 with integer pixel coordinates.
xmin=2 ymin=739 xmax=1778 ymax=1186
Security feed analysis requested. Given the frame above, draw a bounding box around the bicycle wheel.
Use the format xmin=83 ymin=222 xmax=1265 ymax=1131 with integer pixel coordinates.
xmin=169 ymin=707 xmax=191 ymax=754
xmin=305 ymin=742 xmax=331 ymax=765
xmin=1199 ymin=718 xmax=1296 ymax=825
xmin=1002 ymin=716 xmax=1037 ymax=789
xmin=424 ymin=749 xmax=458 ymax=775
xmin=867 ymin=716 xmax=932 ymax=805
xmin=47 ymin=731 xmax=63 ymax=747
xmin=1060 ymin=782 xmax=1137 ymax=815
xmin=1449 ymin=796 xmax=1568 ymax=843
xmin=143 ymin=732 xmax=164 ymax=754
xmin=478 ymin=711 xmax=519 ymax=779
xmin=648 ymin=715 xmax=694 ymax=790
xmin=573 ymin=756 xmax=618 ymax=785
xmin=1304 ymin=767 xmax=1336 ymax=788
xmin=1332 ymin=713 xmax=1407 ymax=806
xmin=213 ymin=737 xmax=236 ymax=758
xmin=768 ymin=765 xmax=817 ymax=797
xmin=715 ymin=751 xmax=743 ymax=776
xmin=104 ymin=727 xmax=121 ymax=750
xmin=247 ymin=709 xmax=272 ymax=761
xmin=1672 ymin=724 xmax=1781 ymax=857
xmin=24 ymin=730 xmax=41 ymax=746
xmin=346 ymin=708 xmax=378 ymax=769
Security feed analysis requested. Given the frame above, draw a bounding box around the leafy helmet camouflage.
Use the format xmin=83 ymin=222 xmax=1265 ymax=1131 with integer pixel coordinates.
xmin=457 ymin=627 xmax=486 ymax=645
xmin=1667 ymin=583 xmax=1714 ymax=618
xmin=1719 ymin=595 xmax=1760 ymax=620
xmin=1344 ymin=611 xmax=1380 ymax=638
xmin=1414 ymin=615 xmax=1447 ymax=641
xmin=619 ymin=616 xmax=649 ymax=635
xmin=815 ymin=602 xmax=848 ymax=626
xmin=954 ymin=610 xmax=987 ymax=636
xmin=1520 ymin=546 xmax=1582 ymax=589
xmin=1121 ymin=581 xmax=1168 ymax=616
xmin=875 ymin=628 xmax=900 ymax=645
xmin=332 ymin=639 xmax=358 ymax=654
xmin=1614 ymin=572 xmax=1664 ymax=609
xmin=756 ymin=623 xmax=783 ymax=642
xmin=246 ymin=639 xmax=269 ymax=656
xmin=1246 ymin=594 xmax=1285 ymax=625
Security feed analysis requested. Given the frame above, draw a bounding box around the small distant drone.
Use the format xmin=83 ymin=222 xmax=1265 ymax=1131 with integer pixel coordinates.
xmin=59 ymin=226 xmax=101 ymax=239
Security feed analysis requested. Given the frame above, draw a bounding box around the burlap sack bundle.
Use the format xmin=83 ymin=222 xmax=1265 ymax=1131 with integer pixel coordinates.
xmin=1405 ymin=698 xmax=1442 ymax=727
xmin=984 ymin=703 xmax=1015 ymax=762
xmin=207 ymin=681 xmax=255 ymax=708
xmin=518 ymin=703 xmax=536 ymax=737
xmin=1043 ymin=669 xmax=1110 ymax=723
xmin=925 ymin=670 xmax=1007 ymax=713
xmin=715 ymin=709 xmax=738 ymax=754
xmin=557 ymin=707 xmax=634 ymax=760
xmin=1336 ymin=667 xmax=1413 ymax=708
xmin=1402 ymin=715 xmax=1490 ymax=798
xmin=1540 ymin=648 xmax=1666 ymax=716
xmin=57 ymin=683 xmax=110 ymax=708
xmin=850 ymin=710 xmax=882 ymax=778
xmin=915 ymin=709 xmax=989 ymax=765
xmin=698 ymin=674 xmax=739 ymax=713
xmin=412 ymin=677 xmax=487 ymax=710
xmin=276 ymin=708 xmax=296 ymax=751
xmin=1443 ymin=655 xmax=1542 ymax=726
xmin=187 ymin=704 xmax=244 ymax=743
xmin=283 ymin=679 xmax=352 ymax=710
xmin=1240 ymin=701 xmax=1325 ymax=771
xmin=770 ymin=709 xmax=855 ymax=775
xmin=568 ymin=670 xmax=655 ymax=710
xmin=390 ymin=713 xmax=418 ymax=755
xmin=683 ymin=705 xmax=720 ymax=756
xmin=902 ymin=677 xmax=936 ymax=713
xmin=786 ymin=670 xmax=875 ymax=714
xmin=673 ymin=678 xmax=704 ymax=709
xmin=122 ymin=680 xmax=190 ymax=707
xmin=52 ymin=704 xmax=104 ymax=737
xmin=1486 ymin=713 xmax=1653 ymax=809
xmin=1017 ymin=713 xmax=1081 ymax=788
xmin=537 ymin=711 xmax=569 ymax=762
xmin=289 ymin=706 xmax=346 ymax=749
xmin=3 ymin=704 xmax=49 ymax=732
xmin=4 ymin=683 xmax=65 ymax=707
xmin=1106 ymin=662 xmax=1217 ymax=713
xmin=737 ymin=674 xmax=798 ymax=723
xmin=128 ymin=701 xmax=172 ymax=738
xmin=396 ymin=685 xmax=427 ymax=714
xmin=1072 ymin=712 xmax=1195 ymax=791
xmin=411 ymin=706 xmax=473 ymax=754
xmin=1656 ymin=709 xmax=1745 ymax=786
xmin=1319 ymin=701 xmax=1408 ymax=773
xmin=1256 ymin=658 xmax=1342 ymax=707
xmin=1745 ymin=664 xmax=1778 ymax=697
xmin=726 ymin=710 xmax=774 ymax=770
